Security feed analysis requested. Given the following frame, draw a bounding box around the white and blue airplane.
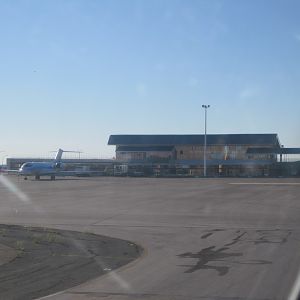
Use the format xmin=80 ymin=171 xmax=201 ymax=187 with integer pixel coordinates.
xmin=18 ymin=149 xmax=80 ymax=180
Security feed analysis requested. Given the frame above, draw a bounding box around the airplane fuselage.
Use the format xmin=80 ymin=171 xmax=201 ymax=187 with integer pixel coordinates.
xmin=19 ymin=162 xmax=57 ymax=176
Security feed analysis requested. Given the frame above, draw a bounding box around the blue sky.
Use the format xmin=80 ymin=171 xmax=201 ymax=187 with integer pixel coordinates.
xmin=0 ymin=0 xmax=299 ymax=158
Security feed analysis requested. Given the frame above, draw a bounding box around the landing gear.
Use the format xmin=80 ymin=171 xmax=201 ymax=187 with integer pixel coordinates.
xmin=50 ymin=175 xmax=55 ymax=180
xmin=35 ymin=175 xmax=40 ymax=180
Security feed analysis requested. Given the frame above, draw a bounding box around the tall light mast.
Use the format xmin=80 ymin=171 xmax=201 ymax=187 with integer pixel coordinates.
xmin=202 ymin=105 xmax=210 ymax=177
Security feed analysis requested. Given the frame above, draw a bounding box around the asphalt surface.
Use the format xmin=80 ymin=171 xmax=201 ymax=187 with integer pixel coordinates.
xmin=1 ymin=175 xmax=300 ymax=300
xmin=0 ymin=224 xmax=142 ymax=300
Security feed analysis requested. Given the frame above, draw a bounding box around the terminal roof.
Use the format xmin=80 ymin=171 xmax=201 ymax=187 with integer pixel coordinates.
xmin=116 ymin=146 xmax=174 ymax=152
xmin=108 ymin=134 xmax=280 ymax=147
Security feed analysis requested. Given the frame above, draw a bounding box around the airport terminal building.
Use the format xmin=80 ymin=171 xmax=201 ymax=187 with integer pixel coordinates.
xmin=6 ymin=133 xmax=300 ymax=177
xmin=108 ymin=134 xmax=300 ymax=177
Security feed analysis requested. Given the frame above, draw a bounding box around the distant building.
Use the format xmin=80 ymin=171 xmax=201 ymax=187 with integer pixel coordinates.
xmin=108 ymin=134 xmax=300 ymax=177
xmin=6 ymin=134 xmax=300 ymax=177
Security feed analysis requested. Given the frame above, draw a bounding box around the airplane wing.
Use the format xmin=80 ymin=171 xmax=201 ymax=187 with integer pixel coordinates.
xmin=3 ymin=169 xmax=104 ymax=178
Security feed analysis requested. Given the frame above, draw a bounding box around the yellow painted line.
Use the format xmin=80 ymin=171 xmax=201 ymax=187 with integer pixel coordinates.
xmin=229 ymin=182 xmax=300 ymax=185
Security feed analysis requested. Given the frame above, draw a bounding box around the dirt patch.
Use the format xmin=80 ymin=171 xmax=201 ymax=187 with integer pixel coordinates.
xmin=0 ymin=224 xmax=143 ymax=300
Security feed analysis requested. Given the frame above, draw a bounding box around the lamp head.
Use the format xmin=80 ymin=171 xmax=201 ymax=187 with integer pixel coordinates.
xmin=202 ymin=104 xmax=210 ymax=108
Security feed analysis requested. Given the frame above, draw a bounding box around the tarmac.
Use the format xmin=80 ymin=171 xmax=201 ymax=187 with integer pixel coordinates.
xmin=1 ymin=175 xmax=300 ymax=300
xmin=0 ymin=224 xmax=142 ymax=300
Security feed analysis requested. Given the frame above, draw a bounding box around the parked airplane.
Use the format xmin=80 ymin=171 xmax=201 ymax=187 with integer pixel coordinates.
xmin=18 ymin=149 xmax=81 ymax=180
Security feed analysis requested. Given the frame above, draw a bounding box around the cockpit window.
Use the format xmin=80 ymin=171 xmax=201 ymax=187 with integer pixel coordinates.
xmin=23 ymin=163 xmax=33 ymax=168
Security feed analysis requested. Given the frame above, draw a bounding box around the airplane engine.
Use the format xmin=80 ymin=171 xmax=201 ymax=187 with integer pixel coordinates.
xmin=54 ymin=162 xmax=62 ymax=169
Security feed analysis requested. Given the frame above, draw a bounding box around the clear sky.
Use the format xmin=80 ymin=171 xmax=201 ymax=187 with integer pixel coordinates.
xmin=0 ymin=0 xmax=299 ymax=159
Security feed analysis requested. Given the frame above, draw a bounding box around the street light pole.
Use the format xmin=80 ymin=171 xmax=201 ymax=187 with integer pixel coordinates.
xmin=202 ymin=105 xmax=210 ymax=177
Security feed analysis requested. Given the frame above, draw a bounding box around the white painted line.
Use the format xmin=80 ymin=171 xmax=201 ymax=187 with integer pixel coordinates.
xmin=288 ymin=268 xmax=300 ymax=300
xmin=37 ymin=290 xmax=65 ymax=299
xmin=229 ymin=182 xmax=300 ymax=185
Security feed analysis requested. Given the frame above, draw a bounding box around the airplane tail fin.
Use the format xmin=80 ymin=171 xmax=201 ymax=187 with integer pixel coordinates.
xmin=53 ymin=149 xmax=82 ymax=169
xmin=54 ymin=149 xmax=64 ymax=162
xmin=53 ymin=149 xmax=83 ymax=162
